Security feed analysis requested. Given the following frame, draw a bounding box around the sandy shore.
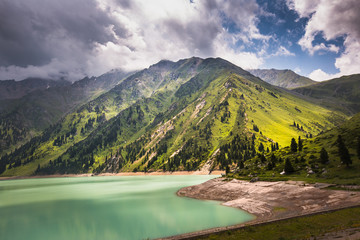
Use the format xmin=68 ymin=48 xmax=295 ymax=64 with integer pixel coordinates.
xmin=164 ymin=178 xmax=360 ymax=240
xmin=0 ymin=170 xmax=225 ymax=181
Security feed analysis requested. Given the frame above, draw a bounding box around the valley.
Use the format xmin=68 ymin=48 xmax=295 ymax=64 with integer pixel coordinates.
xmin=1 ymin=57 xmax=360 ymax=240
xmin=1 ymin=1 xmax=360 ymax=239
xmin=0 ymin=57 xmax=351 ymax=178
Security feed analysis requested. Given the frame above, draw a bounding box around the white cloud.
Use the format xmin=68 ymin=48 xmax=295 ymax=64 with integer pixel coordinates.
xmin=286 ymin=0 xmax=320 ymax=18
xmin=0 ymin=0 xmax=268 ymax=81
xmin=334 ymin=37 xmax=360 ymax=76
xmin=308 ymin=69 xmax=340 ymax=81
xmin=288 ymin=0 xmax=360 ymax=77
xmin=271 ymin=46 xmax=295 ymax=57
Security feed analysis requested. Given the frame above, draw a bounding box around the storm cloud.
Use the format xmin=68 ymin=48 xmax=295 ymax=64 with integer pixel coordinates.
xmin=0 ymin=0 xmax=268 ymax=81
xmin=0 ymin=0 xmax=120 ymax=67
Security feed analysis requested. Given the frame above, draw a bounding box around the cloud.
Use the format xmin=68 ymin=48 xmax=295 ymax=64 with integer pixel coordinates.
xmin=286 ymin=0 xmax=320 ymax=18
xmin=0 ymin=0 xmax=268 ymax=81
xmin=308 ymin=69 xmax=340 ymax=81
xmin=294 ymin=67 xmax=301 ymax=74
xmin=271 ymin=46 xmax=295 ymax=57
xmin=288 ymin=0 xmax=360 ymax=77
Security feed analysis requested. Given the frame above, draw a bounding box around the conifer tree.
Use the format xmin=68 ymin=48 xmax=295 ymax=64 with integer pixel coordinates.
xmin=258 ymin=143 xmax=264 ymax=152
xmin=320 ymin=147 xmax=329 ymax=164
xmin=284 ymin=158 xmax=294 ymax=174
xmin=357 ymin=136 xmax=360 ymax=160
xmin=0 ymin=160 xmax=6 ymax=174
xmin=290 ymin=138 xmax=297 ymax=152
xmin=337 ymin=135 xmax=351 ymax=167
xmin=298 ymin=136 xmax=303 ymax=151
xmin=238 ymin=160 xmax=244 ymax=169
xmin=225 ymin=165 xmax=230 ymax=175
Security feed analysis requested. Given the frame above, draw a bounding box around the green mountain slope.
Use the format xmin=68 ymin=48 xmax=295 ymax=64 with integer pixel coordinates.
xmin=0 ymin=70 xmax=130 ymax=155
xmin=292 ymin=74 xmax=360 ymax=115
xmin=0 ymin=57 xmax=347 ymax=177
xmin=230 ymin=112 xmax=360 ymax=185
xmin=0 ymin=57 xmax=206 ymax=175
xmin=249 ymin=69 xmax=315 ymax=89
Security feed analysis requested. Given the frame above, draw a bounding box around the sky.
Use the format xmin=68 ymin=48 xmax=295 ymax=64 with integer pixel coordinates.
xmin=0 ymin=0 xmax=359 ymax=82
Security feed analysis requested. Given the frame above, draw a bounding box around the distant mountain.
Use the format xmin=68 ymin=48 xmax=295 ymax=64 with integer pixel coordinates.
xmin=0 ymin=70 xmax=130 ymax=154
xmin=0 ymin=57 xmax=347 ymax=177
xmin=0 ymin=78 xmax=70 ymax=100
xmin=249 ymin=69 xmax=315 ymax=89
xmin=292 ymin=74 xmax=360 ymax=115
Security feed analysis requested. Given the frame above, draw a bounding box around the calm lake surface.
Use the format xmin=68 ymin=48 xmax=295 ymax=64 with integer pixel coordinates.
xmin=0 ymin=175 xmax=254 ymax=240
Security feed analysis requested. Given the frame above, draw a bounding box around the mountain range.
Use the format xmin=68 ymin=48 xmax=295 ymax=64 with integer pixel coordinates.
xmin=0 ymin=57 xmax=359 ymax=180
xmin=249 ymin=69 xmax=315 ymax=89
xmin=0 ymin=70 xmax=130 ymax=155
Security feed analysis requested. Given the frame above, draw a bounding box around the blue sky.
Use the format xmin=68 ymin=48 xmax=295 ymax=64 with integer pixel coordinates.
xmin=252 ymin=0 xmax=346 ymax=78
xmin=0 ymin=0 xmax=358 ymax=81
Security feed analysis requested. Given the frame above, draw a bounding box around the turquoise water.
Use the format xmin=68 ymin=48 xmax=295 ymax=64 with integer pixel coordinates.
xmin=0 ymin=175 xmax=254 ymax=240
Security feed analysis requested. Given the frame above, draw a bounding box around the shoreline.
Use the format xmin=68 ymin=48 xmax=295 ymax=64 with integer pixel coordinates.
xmin=165 ymin=178 xmax=360 ymax=239
xmin=160 ymin=205 xmax=360 ymax=240
xmin=0 ymin=170 xmax=225 ymax=181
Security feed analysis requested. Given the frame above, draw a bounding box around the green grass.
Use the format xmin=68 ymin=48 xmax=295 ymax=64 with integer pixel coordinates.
xmin=230 ymin=112 xmax=360 ymax=185
xmin=1 ymin=57 xmax=353 ymax=176
xmin=198 ymin=207 xmax=360 ymax=240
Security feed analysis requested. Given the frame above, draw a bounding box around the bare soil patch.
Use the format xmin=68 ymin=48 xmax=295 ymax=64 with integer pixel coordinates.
xmin=177 ymin=178 xmax=360 ymax=220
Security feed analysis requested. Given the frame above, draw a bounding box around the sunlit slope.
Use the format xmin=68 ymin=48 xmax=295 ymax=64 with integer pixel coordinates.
xmin=0 ymin=57 xmax=208 ymax=175
xmin=232 ymin=113 xmax=360 ymax=185
xmin=0 ymin=58 xmax=347 ymax=176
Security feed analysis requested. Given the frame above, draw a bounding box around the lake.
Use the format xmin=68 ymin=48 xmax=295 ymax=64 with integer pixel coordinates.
xmin=0 ymin=175 xmax=254 ymax=240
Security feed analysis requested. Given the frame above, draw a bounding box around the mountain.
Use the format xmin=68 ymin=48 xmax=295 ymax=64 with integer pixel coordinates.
xmin=249 ymin=69 xmax=315 ymax=89
xmin=292 ymin=74 xmax=360 ymax=115
xmin=0 ymin=57 xmax=347 ymax=177
xmin=0 ymin=78 xmax=70 ymax=100
xmin=0 ymin=70 xmax=130 ymax=155
xmin=231 ymin=112 xmax=360 ymax=185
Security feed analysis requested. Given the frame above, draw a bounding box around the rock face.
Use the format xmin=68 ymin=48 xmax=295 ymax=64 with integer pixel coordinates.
xmin=177 ymin=178 xmax=360 ymax=220
xmin=249 ymin=69 xmax=315 ymax=89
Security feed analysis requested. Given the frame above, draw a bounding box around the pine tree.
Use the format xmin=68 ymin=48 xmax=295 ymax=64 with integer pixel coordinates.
xmin=320 ymin=147 xmax=329 ymax=164
xmin=238 ymin=160 xmax=244 ymax=169
xmin=284 ymin=158 xmax=294 ymax=174
xmin=298 ymin=136 xmax=303 ymax=151
xmin=290 ymin=138 xmax=297 ymax=152
xmin=225 ymin=165 xmax=230 ymax=175
xmin=357 ymin=136 xmax=360 ymax=160
xmin=0 ymin=160 xmax=6 ymax=174
xmin=258 ymin=143 xmax=264 ymax=152
xmin=337 ymin=135 xmax=351 ymax=167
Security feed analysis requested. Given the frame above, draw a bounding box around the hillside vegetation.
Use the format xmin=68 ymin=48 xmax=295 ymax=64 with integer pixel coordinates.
xmin=292 ymin=74 xmax=360 ymax=115
xmin=0 ymin=57 xmax=347 ymax=177
xmin=229 ymin=112 xmax=360 ymax=185
xmin=0 ymin=70 xmax=129 ymax=155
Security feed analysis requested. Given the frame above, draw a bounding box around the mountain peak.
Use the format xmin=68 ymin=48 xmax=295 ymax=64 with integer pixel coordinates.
xmin=249 ymin=68 xmax=315 ymax=89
